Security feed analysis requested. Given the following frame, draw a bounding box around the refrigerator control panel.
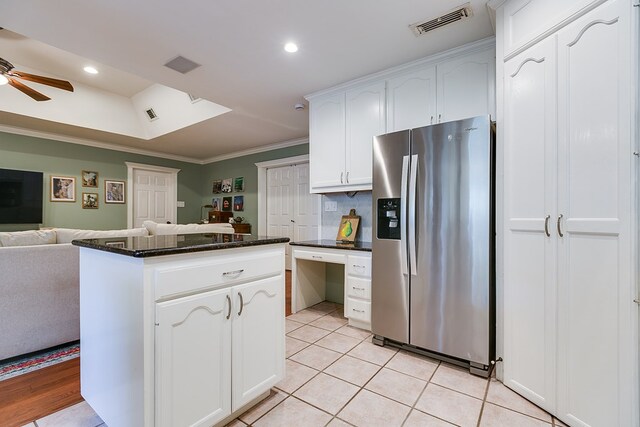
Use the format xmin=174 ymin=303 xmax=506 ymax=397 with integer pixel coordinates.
xmin=377 ymin=198 xmax=401 ymax=240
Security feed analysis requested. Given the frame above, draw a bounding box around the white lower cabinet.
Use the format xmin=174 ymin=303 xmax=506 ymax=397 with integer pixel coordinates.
xmin=156 ymin=288 xmax=232 ymax=427
xmin=345 ymin=253 xmax=372 ymax=329
xmin=156 ymin=275 xmax=284 ymax=427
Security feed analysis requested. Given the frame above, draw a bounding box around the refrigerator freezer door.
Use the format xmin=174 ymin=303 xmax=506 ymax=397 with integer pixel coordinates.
xmin=371 ymin=130 xmax=411 ymax=343
xmin=410 ymin=116 xmax=492 ymax=366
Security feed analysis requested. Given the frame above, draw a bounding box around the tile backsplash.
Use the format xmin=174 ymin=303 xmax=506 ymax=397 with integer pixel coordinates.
xmin=321 ymin=191 xmax=372 ymax=242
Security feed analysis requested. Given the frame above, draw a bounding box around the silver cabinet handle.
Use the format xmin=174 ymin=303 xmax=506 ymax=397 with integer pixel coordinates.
xmin=312 ymin=255 xmax=323 ymax=260
xmin=340 ymin=172 xmax=344 ymax=184
xmin=438 ymin=114 xmax=442 ymax=123
xmin=544 ymin=215 xmax=551 ymax=237
xmin=237 ymin=292 xmax=244 ymax=316
xmin=352 ymin=264 xmax=365 ymax=269
xmin=557 ymin=214 xmax=564 ymax=237
xmin=352 ymin=308 xmax=365 ymax=313
xmin=226 ymin=295 xmax=232 ymax=320
xmin=346 ymin=171 xmax=349 ymax=183
xmin=352 ymin=286 xmax=366 ymax=291
xmin=430 ymin=115 xmax=434 ymax=124
xmin=290 ymin=219 xmax=295 ymax=223
xmin=223 ymin=269 xmax=244 ymax=278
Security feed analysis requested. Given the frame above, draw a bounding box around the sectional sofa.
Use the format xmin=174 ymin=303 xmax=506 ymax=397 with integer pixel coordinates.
xmin=0 ymin=221 xmax=234 ymax=360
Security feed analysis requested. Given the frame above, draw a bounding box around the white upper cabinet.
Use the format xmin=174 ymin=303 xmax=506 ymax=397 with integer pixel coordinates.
xmin=386 ymin=66 xmax=437 ymax=132
xmin=345 ymin=82 xmax=386 ymax=188
xmin=437 ymin=49 xmax=496 ymax=122
xmin=307 ymin=40 xmax=495 ymax=193
xmin=309 ymin=81 xmax=385 ymax=193
xmin=501 ymin=0 xmax=602 ymax=59
xmin=309 ymin=93 xmax=345 ymax=190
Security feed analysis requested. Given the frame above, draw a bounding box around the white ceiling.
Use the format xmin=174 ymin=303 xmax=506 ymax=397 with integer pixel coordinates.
xmin=0 ymin=1 xmax=495 ymax=163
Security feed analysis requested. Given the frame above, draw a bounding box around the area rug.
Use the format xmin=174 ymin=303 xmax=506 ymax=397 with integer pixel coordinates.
xmin=0 ymin=342 xmax=80 ymax=382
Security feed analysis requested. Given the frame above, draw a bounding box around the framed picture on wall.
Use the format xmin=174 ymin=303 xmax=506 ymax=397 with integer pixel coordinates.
xmin=234 ymin=177 xmax=245 ymax=192
xmin=50 ymin=176 xmax=76 ymax=202
xmin=221 ymin=178 xmax=233 ymax=193
xmin=81 ymin=170 xmax=98 ymax=187
xmin=105 ymin=180 xmax=125 ymax=204
xmin=222 ymin=196 xmax=232 ymax=212
xmin=211 ymin=197 xmax=221 ymax=211
xmin=212 ymin=180 xmax=222 ymax=193
xmin=233 ymin=195 xmax=244 ymax=211
xmin=82 ymin=192 xmax=99 ymax=209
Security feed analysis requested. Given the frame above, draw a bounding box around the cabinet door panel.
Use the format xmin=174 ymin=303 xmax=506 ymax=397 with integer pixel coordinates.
xmin=232 ymin=276 xmax=284 ymax=409
xmin=386 ymin=66 xmax=437 ymax=131
xmin=309 ymin=93 xmax=345 ymax=190
xmin=156 ymin=289 xmax=231 ymax=427
xmin=503 ymin=38 xmax=557 ymax=412
xmin=345 ymin=81 xmax=386 ymax=187
xmin=556 ymin=1 xmax=633 ymax=425
xmin=437 ymin=49 xmax=495 ymax=122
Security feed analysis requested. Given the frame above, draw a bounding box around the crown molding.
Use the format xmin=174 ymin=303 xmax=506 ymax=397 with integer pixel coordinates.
xmin=0 ymin=124 xmax=202 ymax=164
xmin=201 ymin=137 xmax=309 ymax=164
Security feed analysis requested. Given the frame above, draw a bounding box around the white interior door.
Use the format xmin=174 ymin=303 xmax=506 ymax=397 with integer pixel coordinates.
xmin=267 ymin=166 xmax=293 ymax=267
xmin=266 ymin=162 xmax=320 ymax=269
xmin=127 ymin=162 xmax=179 ymax=228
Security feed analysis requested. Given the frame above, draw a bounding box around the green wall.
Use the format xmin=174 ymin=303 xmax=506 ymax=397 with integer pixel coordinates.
xmin=201 ymin=144 xmax=309 ymax=235
xmin=0 ymin=131 xmax=203 ymax=231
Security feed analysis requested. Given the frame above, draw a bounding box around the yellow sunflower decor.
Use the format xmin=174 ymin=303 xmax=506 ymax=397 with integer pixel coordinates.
xmin=336 ymin=208 xmax=360 ymax=242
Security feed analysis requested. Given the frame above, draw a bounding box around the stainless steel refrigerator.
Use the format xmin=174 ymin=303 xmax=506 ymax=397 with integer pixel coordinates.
xmin=371 ymin=115 xmax=495 ymax=376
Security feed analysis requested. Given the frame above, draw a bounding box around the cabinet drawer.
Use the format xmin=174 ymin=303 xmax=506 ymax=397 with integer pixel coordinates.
xmin=346 ymin=297 xmax=371 ymax=324
xmin=155 ymin=250 xmax=283 ymax=299
xmin=293 ymin=249 xmax=346 ymax=265
xmin=347 ymin=254 xmax=371 ymax=278
xmin=347 ymin=277 xmax=371 ymax=300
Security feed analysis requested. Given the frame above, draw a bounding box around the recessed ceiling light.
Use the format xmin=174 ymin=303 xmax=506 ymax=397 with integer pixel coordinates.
xmin=284 ymin=42 xmax=298 ymax=53
xmin=0 ymin=74 xmax=7 ymax=85
xmin=83 ymin=66 xmax=98 ymax=74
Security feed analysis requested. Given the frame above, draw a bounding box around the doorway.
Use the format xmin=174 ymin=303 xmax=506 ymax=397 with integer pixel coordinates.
xmin=126 ymin=162 xmax=180 ymax=228
xmin=257 ymin=155 xmax=321 ymax=269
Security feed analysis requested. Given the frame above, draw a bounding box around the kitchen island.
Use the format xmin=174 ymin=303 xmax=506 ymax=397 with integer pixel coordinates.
xmin=73 ymin=233 xmax=289 ymax=427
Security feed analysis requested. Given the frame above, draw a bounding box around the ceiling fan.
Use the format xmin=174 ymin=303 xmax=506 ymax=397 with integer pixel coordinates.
xmin=0 ymin=57 xmax=74 ymax=101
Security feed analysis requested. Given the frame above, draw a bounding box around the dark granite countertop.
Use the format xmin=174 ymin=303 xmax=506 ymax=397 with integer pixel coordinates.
xmin=72 ymin=233 xmax=289 ymax=258
xmin=289 ymin=239 xmax=372 ymax=252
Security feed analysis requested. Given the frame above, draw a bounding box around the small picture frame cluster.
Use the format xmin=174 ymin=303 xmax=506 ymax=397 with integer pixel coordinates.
xmin=50 ymin=173 xmax=126 ymax=208
xmin=211 ymin=176 xmax=244 ymax=212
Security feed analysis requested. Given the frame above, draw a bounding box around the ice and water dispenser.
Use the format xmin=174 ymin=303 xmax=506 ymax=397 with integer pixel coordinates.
xmin=376 ymin=198 xmax=401 ymax=240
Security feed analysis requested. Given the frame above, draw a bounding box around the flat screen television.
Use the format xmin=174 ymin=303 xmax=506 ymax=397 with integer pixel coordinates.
xmin=0 ymin=168 xmax=44 ymax=224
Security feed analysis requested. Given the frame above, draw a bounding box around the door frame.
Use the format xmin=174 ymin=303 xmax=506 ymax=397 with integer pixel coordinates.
xmin=255 ymin=154 xmax=321 ymax=239
xmin=125 ymin=162 xmax=180 ymax=228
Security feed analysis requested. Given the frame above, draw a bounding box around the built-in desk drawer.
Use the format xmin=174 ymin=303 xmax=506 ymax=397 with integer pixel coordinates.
xmin=293 ymin=249 xmax=346 ymax=265
xmin=346 ymin=297 xmax=371 ymax=324
xmin=347 ymin=277 xmax=371 ymax=300
xmin=347 ymin=254 xmax=371 ymax=278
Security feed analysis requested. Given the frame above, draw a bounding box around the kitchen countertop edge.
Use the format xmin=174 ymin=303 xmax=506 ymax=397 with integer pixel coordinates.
xmin=72 ymin=235 xmax=290 ymax=258
xmin=289 ymin=239 xmax=372 ymax=252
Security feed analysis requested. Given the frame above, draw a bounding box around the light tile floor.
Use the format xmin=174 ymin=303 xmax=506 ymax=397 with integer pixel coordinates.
xmin=33 ymin=301 xmax=568 ymax=427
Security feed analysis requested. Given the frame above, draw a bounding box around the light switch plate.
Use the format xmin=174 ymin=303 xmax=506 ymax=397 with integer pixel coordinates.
xmin=177 ymin=201 xmax=185 ymax=208
xmin=325 ymin=201 xmax=337 ymax=212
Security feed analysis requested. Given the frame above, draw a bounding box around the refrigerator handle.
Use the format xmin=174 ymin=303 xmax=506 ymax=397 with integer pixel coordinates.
xmin=400 ymin=155 xmax=409 ymax=276
xmin=408 ymin=154 xmax=418 ymax=276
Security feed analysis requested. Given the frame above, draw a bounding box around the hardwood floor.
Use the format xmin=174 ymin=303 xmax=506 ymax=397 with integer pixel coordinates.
xmin=0 ymin=358 xmax=82 ymax=427
xmin=0 ymin=270 xmax=293 ymax=426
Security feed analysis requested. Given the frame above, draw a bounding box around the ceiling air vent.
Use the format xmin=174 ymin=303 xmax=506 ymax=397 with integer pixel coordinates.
xmin=409 ymin=3 xmax=473 ymax=36
xmin=164 ymin=55 xmax=201 ymax=74
xmin=145 ymin=107 xmax=159 ymax=122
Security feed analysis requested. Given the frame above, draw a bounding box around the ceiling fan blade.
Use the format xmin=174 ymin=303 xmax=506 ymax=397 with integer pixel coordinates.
xmin=11 ymin=71 xmax=74 ymax=92
xmin=7 ymin=77 xmax=51 ymax=101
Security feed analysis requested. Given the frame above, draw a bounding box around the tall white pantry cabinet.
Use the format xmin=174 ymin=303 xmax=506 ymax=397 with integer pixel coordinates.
xmin=493 ymin=0 xmax=638 ymax=426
